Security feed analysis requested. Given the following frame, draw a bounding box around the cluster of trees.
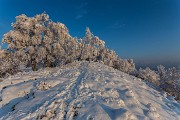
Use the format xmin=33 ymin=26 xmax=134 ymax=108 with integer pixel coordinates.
xmin=132 ymin=65 xmax=180 ymax=100
xmin=0 ymin=13 xmax=135 ymax=77
xmin=157 ymin=65 xmax=180 ymax=100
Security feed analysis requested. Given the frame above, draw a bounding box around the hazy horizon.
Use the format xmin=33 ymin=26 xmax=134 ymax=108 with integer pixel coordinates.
xmin=0 ymin=0 xmax=180 ymax=68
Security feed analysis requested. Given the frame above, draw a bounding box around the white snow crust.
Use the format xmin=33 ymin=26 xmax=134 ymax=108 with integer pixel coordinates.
xmin=0 ymin=61 xmax=179 ymax=120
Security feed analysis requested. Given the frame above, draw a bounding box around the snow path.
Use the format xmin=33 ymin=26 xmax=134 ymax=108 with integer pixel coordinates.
xmin=0 ymin=61 xmax=179 ymax=120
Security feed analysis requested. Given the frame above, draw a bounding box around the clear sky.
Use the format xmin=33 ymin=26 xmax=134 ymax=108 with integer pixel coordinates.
xmin=0 ymin=0 xmax=180 ymax=68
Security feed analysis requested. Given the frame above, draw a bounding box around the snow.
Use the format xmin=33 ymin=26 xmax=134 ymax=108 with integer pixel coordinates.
xmin=0 ymin=61 xmax=179 ymax=120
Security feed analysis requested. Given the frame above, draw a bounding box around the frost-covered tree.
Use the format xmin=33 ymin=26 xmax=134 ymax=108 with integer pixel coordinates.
xmin=137 ymin=67 xmax=160 ymax=86
xmin=157 ymin=65 xmax=167 ymax=78
xmin=2 ymin=13 xmax=73 ymax=70
xmin=1 ymin=13 xmax=135 ymax=75
xmin=158 ymin=66 xmax=180 ymax=100
xmin=78 ymin=29 xmax=102 ymax=61
xmin=117 ymin=59 xmax=135 ymax=73
xmin=0 ymin=51 xmax=20 ymax=77
xmin=80 ymin=27 xmax=94 ymax=61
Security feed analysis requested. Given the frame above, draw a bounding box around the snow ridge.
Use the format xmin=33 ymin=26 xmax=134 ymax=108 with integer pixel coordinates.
xmin=0 ymin=61 xmax=179 ymax=120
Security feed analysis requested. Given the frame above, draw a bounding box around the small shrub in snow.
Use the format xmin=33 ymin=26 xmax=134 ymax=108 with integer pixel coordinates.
xmin=137 ymin=67 xmax=160 ymax=86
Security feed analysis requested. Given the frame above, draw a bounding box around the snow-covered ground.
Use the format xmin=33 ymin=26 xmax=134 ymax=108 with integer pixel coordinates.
xmin=0 ymin=61 xmax=179 ymax=120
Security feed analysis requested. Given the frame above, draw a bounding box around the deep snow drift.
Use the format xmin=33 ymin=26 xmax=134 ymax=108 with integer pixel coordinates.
xmin=0 ymin=61 xmax=179 ymax=120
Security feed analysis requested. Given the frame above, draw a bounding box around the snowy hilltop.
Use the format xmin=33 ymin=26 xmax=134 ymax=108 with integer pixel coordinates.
xmin=1 ymin=13 xmax=179 ymax=101
xmin=0 ymin=61 xmax=180 ymax=120
xmin=0 ymin=13 xmax=180 ymax=120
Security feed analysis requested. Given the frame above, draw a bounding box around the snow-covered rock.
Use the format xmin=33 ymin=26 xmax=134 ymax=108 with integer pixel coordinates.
xmin=0 ymin=61 xmax=179 ymax=120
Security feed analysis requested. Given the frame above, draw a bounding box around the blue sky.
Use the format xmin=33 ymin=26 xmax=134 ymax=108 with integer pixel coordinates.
xmin=0 ymin=0 xmax=180 ymax=67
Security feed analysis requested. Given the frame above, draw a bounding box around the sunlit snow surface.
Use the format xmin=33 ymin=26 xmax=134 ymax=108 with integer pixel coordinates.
xmin=0 ymin=61 xmax=179 ymax=120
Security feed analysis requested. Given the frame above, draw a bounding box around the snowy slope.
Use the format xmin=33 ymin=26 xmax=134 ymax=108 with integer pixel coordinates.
xmin=0 ymin=61 xmax=179 ymax=120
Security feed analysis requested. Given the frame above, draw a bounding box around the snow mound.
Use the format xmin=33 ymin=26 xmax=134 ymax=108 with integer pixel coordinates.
xmin=0 ymin=61 xmax=179 ymax=120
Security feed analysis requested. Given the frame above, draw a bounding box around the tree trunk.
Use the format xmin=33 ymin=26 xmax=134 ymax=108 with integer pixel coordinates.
xmin=45 ymin=60 xmax=51 ymax=67
xmin=31 ymin=58 xmax=37 ymax=71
